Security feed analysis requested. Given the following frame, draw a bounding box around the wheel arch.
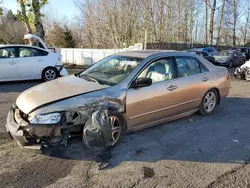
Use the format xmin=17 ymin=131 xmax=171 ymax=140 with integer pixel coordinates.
xmin=209 ymin=87 xmax=221 ymax=105
xmin=41 ymin=66 xmax=59 ymax=77
xmin=108 ymin=108 xmax=128 ymax=132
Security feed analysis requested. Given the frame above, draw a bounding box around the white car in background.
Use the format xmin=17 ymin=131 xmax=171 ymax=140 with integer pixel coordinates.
xmin=0 ymin=34 xmax=68 ymax=82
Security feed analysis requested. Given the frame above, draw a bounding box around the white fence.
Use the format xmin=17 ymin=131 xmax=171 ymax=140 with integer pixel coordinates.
xmin=59 ymin=43 xmax=143 ymax=65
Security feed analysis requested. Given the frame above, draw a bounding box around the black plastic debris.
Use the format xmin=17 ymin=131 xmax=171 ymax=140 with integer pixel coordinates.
xmin=83 ymin=109 xmax=113 ymax=170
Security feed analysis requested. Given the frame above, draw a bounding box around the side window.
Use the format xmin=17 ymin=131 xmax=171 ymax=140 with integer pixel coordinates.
xmin=200 ymin=63 xmax=209 ymax=73
xmin=208 ymin=48 xmax=213 ymax=53
xmin=0 ymin=48 xmax=16 ymax=59
xmin=19 ymin=47 xmax=48 ymax=57
xmin=202 ymin=52 xmax=208 ymax=57
xmin=138 ymin=58 xmax=175 ymax=83
xmin=176 ymin=57 xmax=201 ymax=77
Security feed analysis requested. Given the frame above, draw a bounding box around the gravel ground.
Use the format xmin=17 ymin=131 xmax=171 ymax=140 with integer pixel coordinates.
xmin=1 ymin=68 xmax=250 ymax=188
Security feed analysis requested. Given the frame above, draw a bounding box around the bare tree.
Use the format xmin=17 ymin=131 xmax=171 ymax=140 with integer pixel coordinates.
xmin=206 ymin=0 xmax=217 ymax=45
xmin=243 ymin=3 xmax=250 ymax=45
xmin=72 ymin=0 xmax=250 ymax=48
xmin=216 ymin=0 xmax=226 ymax=46
xmin=233 ymin=0 xmax=238 ymax=46
xmin=0 ymin=10 xmax=26 ymax=43
xmin=205 ymin=0 xmax=208 ymax=44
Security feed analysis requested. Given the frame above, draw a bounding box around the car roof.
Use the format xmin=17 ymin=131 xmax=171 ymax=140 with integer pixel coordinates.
xmin=189 ymin=50 xmax=207 ymax=53
xmin=0 ymin=44 xmax=48 ymax=51
xmin=115 ymin=50 xmax=193 ymax=59
xmin=190 ymin=48 xmax=204 ymax=51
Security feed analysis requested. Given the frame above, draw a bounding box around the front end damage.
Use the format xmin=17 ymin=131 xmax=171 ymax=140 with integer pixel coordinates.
xmin=234 ymin=60 xmax=250 ymax=81
xmin=6 ymin=95 xmax=125 ymax=150
xmin=6 ymin=106 xmax=66 ymax=149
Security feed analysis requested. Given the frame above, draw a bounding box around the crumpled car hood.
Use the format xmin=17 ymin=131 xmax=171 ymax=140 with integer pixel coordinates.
xmin=16 ymin=75 xmax=109 ymax=114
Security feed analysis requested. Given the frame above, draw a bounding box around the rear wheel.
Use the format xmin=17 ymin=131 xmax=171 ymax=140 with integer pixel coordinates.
xmin=42 ymin=67 xmax=58 ymax=81
xmin=198 ymin=89 xmax=218 ymax=115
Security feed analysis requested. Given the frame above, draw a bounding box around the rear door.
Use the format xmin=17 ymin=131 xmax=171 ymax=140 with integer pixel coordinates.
xmin=17 ymin=47 xmax=49 ymax=79
xmin=0 ymin=47 xmax=19 ymax=81
xmin=169 ymin=56 xmax=211 ymax=113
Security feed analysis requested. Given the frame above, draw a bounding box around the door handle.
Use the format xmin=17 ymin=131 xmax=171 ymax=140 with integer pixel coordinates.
xmin=167 ymin=85 xmax=178 ymax=91
xmin=8 ymin=61 xmax=16 ymax=65
xmin=202 ymin=77 xmax=209 ymax=82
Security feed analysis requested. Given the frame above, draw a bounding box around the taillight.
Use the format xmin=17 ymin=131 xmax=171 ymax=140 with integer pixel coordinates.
xmin=226 ymin=72 xmax=230 ymax=80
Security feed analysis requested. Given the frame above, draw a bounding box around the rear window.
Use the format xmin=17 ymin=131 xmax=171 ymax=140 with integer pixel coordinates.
xmin=175 ymin=56 xmax=208 ymax=77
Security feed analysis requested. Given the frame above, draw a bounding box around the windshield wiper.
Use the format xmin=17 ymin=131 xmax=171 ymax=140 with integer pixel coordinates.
xmin=80 ymin=74 xmax=99 ymax=83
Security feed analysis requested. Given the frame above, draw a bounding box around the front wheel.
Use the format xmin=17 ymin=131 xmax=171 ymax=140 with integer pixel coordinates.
xmin=42 ymin=67 xmax=58 ymax=82
xmin=108 ymin=112 xmax=126 ymax=146
xmin=198 ymin=90 xmax=218 ymax=115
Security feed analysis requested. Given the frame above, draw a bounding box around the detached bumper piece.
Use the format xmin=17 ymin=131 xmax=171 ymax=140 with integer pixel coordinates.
xmin=56 ymin=66 xmax=68 ymax=77
xmin=83 ymin=109 xmax=113 ymax=170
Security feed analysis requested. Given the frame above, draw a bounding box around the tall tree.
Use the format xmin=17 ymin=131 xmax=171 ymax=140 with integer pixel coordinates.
xmin=31 ymin=0 xmax=47 ymax=40
xmin=17 ymin=0 xmax=33 ymax=33
xmin=233 ymin=0 xmax=238 ymax=46
xmin=216 ymin=0 xmax=226 ymax=46
xmin=205 ymin=0 xmax=208 ymax=44
xmin=206 ymin=0 xmax=217 ymax=45
xmin=16 ymin=0 xmax=47 ymax=39
xmin=243 ymin=3 xmax=250 ymax=45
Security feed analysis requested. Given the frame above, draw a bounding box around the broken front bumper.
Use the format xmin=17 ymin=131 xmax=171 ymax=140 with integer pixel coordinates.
xmin=6 ymin=107 xmax=33 ymax=148
xmin=6 ymin=107 xmax=63 ymax=149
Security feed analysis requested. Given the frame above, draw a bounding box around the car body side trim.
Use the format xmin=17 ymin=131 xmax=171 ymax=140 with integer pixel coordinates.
xmin=127 ymin=109 xmax=199 ymax=132
xmin=128 ymin=98 xmax=200 ymax=120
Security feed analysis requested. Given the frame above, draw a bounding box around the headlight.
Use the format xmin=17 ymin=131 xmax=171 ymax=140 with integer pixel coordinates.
xmin=29 ymin=113 xmax=61 ymax=124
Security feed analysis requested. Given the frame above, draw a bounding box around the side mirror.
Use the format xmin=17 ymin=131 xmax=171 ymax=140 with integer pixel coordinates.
xmin=233 ymin=53 xmax=237 ymax=57
xmin=132 ymin=77 xmax=152 ymax=88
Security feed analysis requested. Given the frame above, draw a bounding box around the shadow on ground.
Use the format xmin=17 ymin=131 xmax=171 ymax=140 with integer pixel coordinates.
xmin=39 ymin=97 xmax=250 ymax=169
xmin=0 ymin=80 xmax=42 ymax=93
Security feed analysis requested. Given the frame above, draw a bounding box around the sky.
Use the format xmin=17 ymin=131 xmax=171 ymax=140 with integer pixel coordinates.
xmin=1 ymin=0 xmax=78 ymax=19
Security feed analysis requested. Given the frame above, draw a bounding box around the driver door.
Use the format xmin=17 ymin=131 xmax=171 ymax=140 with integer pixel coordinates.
xmin=126 ymin=57 xmax=181 ymax=130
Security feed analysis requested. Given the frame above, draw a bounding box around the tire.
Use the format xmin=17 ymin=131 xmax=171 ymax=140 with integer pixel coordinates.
xmin=198 ymin=89 xmax=218 ymax=116
xmin=42 ymin=67 xmax=58 ymax=82
xmin=228 ymin=61 xmax=233 ymax=68
xmin=108 ymin=111 xmax=126 ymax=146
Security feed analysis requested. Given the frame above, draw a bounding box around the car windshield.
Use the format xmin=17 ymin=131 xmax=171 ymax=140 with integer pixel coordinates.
xmin=218 ymin=51 xmax=232 ymax=56
xmin=79 ymin=55 xmax=142 ymax=86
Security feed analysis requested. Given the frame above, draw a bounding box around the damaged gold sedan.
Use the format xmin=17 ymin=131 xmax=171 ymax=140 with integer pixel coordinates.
xmin=6 ymin=51 xmax=230 ymax=150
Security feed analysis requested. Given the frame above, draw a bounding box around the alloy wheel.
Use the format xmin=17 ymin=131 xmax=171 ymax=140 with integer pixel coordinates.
xmin=204 ymin=92 xmax=216 ymax=113
xmin=45 ymin=69 xmax=56 ymax=81
xmin=108 ymin=116 xmax=122 ymax=146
